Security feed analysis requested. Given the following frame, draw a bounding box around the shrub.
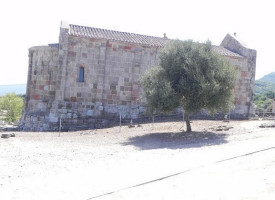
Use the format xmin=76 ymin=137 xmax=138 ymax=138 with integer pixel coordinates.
xmin=0 ymin=93 xmax=24 ymax=123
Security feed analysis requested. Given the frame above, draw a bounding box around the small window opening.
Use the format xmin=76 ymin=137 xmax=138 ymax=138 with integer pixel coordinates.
xmin=78 ymin=67 xmax=84 ymax=82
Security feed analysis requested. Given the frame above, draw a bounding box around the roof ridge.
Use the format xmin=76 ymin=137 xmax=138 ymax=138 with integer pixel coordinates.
xmin=70 ymin=24 xmax=166 ymax=40
xmin=69 ymin=24 xmax=168 ymax=47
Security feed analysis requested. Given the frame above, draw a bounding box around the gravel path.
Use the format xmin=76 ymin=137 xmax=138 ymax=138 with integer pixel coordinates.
xmin=0 ymin=120 xmax=274 ymax=200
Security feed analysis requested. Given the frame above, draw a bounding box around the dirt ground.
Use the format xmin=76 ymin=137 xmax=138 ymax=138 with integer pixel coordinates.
xmin=1 ymin=120 xmax=275 ymax=200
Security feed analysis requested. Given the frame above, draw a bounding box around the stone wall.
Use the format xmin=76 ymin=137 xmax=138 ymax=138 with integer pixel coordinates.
xmin=21 ymin=26 xmax=161 ymax=131
xmin=20 ymin=29 xmax=257 ymax=131
xmin=50 ymin=34 xmax=160 ymax=125
xmin=221 ymin=34 xmax=257 ymax=118
xmin=20 ymin=46 xmax=59 ymax=131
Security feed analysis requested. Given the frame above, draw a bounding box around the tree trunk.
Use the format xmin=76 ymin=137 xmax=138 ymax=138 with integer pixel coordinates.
xmin=185 ymin=112 xmax=192 ymax=132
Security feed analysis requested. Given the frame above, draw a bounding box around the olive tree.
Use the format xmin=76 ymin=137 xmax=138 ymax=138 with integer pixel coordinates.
xmin=140 ymin=40 xmax=236 ymax=132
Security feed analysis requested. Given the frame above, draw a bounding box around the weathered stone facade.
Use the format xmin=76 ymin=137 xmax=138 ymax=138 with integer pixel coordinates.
xmin=220 ymin=34 xmax=257 ymax=117
xmin=20 ymin=23 xmax=256 ymax=131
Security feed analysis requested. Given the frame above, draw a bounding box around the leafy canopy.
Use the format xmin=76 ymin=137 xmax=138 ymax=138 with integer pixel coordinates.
xmin=141 ymin=40 xmax=237 ymax=131
xmin=0 ymin=93 xmax=24 ymax=123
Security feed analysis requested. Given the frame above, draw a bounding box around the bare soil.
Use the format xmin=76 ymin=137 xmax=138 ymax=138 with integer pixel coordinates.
xmin=1 ymin=120 xmax=275 ymax=200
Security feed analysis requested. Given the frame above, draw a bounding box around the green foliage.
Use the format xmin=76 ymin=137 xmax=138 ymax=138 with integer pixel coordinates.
xmin=254 ymin=96 xmax=273 ymax=112
xmin=140 ymin=67 xmax=180 ymax=115
xmin=0 ymin=93 xmax=24 ymax=123
xmin=254 ymin=80 xmax=275 ymax=95
xmin=253 ymin=92 xmax=274 ymax=112
xmin=141 ymin=40 xmax=237 ymax=131
xmin=254 ymin=72 xmax=275 ymax=96
xmin=253 ymin=72 xmax=275 ymax=112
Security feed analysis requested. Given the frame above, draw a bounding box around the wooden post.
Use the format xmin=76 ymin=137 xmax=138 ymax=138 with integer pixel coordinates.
xmin=119 ymin=111 xmax=122 ymax=133
xmin=59 ymin=116 xmax=62 ymax=137
xmin=152 ymin=115 xmax=155 ymax=130
xmin=182 ymin=110 xmax=185 ymax=125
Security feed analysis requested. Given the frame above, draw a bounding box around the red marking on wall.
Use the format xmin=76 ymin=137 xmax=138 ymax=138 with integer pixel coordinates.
xmin=68 ymin=51 xmax=76 ymax=57
xmin=106 ymin=43 xmax=112 ymax=48
xmin=70 ymin=42 xmax=77 ymax=46
xmin=124 ymin=45 xmax=132 ymax=50
xmin=90 ymin=38 xmax=98 ymax=42
xmin=112 ymin=95 xmax=119 ymax=100
xmin=113 ymin=48 xmax=117 ymax=51
xmin=70 ymin=97 xmax=77 ymax=102
xmin=107 ymin=94 xmax=112 ymax=100
xmin=241 ymin=71 xmax=248 ymax=78
xmin=132 ymin=89 xmax=139 ymax=96
xmin=97 ymin=89 xmax=102 ymax=93
xmin=33 ymin=94 xmax=40 ymax=100
xmin=82 ymin=53 xmax=87 ymax=58
xmin=234 ymin=100 xmax=241 ymax=105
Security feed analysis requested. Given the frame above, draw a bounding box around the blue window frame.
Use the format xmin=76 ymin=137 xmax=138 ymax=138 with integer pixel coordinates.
xmin=78 ymin=67 xmax=84 ymax=82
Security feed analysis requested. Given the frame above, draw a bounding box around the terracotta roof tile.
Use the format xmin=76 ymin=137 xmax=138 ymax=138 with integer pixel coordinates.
xmin=69 ymin=24 xmax=168 ymax=47
xmin=69 ymin=24 xmax=242 ymax=58
xmin=212 ymin=45 xmax=243 ymax=58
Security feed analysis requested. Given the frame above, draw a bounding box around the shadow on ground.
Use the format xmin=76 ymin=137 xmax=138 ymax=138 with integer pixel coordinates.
xmin=122 ymin=131 xmax=228 ymax=150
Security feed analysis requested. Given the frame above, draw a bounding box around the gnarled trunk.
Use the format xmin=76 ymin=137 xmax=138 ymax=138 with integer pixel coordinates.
xmin=185 ymin=112 xmax=192 ymax=132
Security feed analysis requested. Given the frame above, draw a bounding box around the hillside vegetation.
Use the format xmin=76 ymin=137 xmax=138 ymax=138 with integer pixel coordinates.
xmin=0 ymin=93 xmax=24 ymax=123
xmin=254 ymin=72 xmax=275 ymax=112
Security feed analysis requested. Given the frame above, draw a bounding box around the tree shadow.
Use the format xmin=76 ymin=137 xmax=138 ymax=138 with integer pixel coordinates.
xmin=121 ymin=131 xmax=228 ymax=150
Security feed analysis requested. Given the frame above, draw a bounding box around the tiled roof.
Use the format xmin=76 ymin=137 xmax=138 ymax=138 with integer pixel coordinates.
xmin=212 ymin=45 xmax=242 ymax=58
xmin=69 ymin=24 xmax=242 ymax=58
xmin=69 ymin=24 xmax=168 ymax=47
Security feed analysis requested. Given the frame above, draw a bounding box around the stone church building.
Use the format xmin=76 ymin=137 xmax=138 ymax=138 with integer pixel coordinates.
xmin=20 ymin=22 xmax=257 ymax=131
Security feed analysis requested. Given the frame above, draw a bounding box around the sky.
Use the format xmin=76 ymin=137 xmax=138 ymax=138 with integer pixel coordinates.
xmin=0 ymin=0 xmax=274 ymax=85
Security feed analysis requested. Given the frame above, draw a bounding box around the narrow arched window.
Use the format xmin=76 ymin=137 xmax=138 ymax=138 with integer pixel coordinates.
xmin=78 ymin=67 xmax=84 ymax=82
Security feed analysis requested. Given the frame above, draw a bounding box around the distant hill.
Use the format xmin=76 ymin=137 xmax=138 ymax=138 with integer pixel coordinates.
xmin=254 ymin=72 xmax=275 ymax=95
xmin=0 ymin=84 xmax=26 ymax=96
xmin=258 ymin=72 xmax=275 ymax=83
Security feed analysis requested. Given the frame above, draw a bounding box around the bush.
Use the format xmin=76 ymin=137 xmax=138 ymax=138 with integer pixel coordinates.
xmin=0 ymin=93 xmax=24 ymax=123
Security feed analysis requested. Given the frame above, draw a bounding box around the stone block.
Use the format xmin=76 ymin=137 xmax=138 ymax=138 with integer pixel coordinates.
xmin=110 ymin=85 xmax=116 ymax=90
xmin=98 ymin=105 xmax=103 ymax=111
xmin=49 ymin=113 xmax=58 ymax=123
xmin=68 ymin=51 xmax=76 ymax=57
xmin=33 ymin=94 xmax=40 ymax=100
xmin=70 ymin=97 xmax=77 ymax=102
xmin=82 ymin=53 xmax=87 ymax=58
xmin=66 ymin=113 xmax=72 ymax=118
xmin=86 ymin=110 xmax=93 ymax=116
